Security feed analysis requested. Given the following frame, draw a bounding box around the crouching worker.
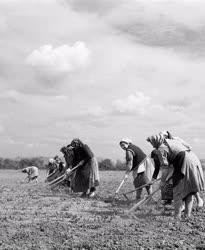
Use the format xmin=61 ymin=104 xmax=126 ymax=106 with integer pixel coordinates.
xmin=22 ymin=166 xmax=39 ymax=183
xmin=151 ymin=149 xmax=174 ymax=205
xmin=147 ymin=134 xmax=205 ymax=219
xmin=70 ymin=139 xmax=100 ymax=197
xmin=119 ymin=138 xmax=154 ymax=200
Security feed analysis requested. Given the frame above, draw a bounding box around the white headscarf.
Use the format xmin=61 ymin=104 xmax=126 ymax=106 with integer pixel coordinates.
xmin=49 ymin=158 xmax=55 ymax=164
xmin=120 ymin=138 xmax=132 ymax=145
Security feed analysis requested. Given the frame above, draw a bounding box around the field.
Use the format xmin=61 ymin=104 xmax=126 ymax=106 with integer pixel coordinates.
xmin=0 ymin=170 xmax=205 ymax=250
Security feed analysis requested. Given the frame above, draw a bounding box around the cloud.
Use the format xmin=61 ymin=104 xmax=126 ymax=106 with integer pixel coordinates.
xmin=66 ymin=0 xmax=205 ymax=56
xmin=26 ymin=41 xmax=91 ymax=80
xmin=112 ymin=92 xmax=151 ymax=115
xmin=66 ymin=0 xmax=120 ymax=15
xmin=0 ymin=89 xmax=68 ymax=104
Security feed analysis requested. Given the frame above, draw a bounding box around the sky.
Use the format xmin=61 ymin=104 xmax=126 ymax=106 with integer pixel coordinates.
xmin=0 ymin=0 xmax=205 ymax=160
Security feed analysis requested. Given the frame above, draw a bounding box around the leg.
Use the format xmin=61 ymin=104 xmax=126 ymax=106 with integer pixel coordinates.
xmin=184 ymin=194 xmax=194 ymax=217
xmin=174 ymin=199 xmax=183 ymax=219
xmin=27 ymin=175 xmax=30 ymax=183
xmin=136 ymin=188 xmax=142 ymax=200
xmin=145 ymin=185 xmax=151 ymax=195
xmin=81 ymin=192 xmax=87 ymax=197
xmin=195 ymin=192 xmax=204 ymax=208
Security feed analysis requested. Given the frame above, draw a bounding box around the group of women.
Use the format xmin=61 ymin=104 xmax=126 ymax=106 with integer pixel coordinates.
xmin=49 ymin=132 xmax=204 ymax=220
xmin=120 ymin=131 xmax=204 ymax=219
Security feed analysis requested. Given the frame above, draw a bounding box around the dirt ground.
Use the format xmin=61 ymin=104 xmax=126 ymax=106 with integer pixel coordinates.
xmin=0 ymin=170 xmax=204 ymax=250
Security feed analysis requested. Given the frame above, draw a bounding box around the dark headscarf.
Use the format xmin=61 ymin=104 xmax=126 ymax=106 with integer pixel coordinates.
xmin=71 ymin=138 xmax=84 ymax=148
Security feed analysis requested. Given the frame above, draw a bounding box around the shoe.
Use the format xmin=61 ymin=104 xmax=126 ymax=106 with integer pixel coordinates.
xmin=80 ymin=192 xmax=87 ymax=198
xmin=164 ymin=200 xmax=172 ymax=205
xmin=89 ymin=192 xmax=95 ymax=198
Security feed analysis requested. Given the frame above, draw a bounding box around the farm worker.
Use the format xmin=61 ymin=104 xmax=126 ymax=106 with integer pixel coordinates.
xmin=60 ymin=145 xmax=75 ymax=190
xmin=54 ymin=155 xmax=65 ymax=173
xmin=147 ymin=134 xmax=205 ymax=219
xmin=151 ymin=148 xmax=174 ymax=205
xmin=47 ymin=158 xmax=57 ymax=175
xmin=159 ymin=131 xmax=204 ymax=208
xmin=69 ymin=138 xmax=100 ymax=197
xmin=22 ymin=166 xmax=39 ymax=183
xmin=159 ymin=131 xmax=191 ymax=151
xmin=119 ymin=138 xmax=154 ymax=200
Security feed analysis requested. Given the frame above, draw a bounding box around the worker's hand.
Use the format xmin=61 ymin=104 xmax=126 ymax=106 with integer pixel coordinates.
xmin=124 ymin=174 xmax=129 ymax=180
xmin=66 ymin=168 xmax=71 ymax=175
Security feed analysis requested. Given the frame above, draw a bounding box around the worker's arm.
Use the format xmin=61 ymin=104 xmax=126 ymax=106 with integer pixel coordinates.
xmin=124 ymin=150 xmax=133 ymax=177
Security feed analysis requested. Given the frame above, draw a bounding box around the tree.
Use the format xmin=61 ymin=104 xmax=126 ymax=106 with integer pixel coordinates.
xmin=98 ymin=158 xmax=116 ymax=170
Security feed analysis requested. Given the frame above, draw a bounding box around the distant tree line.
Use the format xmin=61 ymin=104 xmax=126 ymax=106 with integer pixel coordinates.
xmin=0 ymin=157 xmax=49 ymax=170
xmin=0 ymin=157 xmax=127 ymax=170
xmin=0 ymin=157 xmax=204 ymax=171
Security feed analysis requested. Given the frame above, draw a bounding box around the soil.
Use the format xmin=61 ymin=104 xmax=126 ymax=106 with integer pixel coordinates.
xmin=0 ymin=170 xmax=204 ymax=250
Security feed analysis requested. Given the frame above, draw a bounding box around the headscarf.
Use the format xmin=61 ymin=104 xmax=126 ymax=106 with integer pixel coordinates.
xmin=160 ymin=131 xmax=169 ymax=138
xmin=147 ymin=134 xmax=164 ymax=149
xmin=160 ymin=130 xmax=173 ymax=139
xmin=119 ymin=138 xmax=132 ymax=145
xmin=71 ymin=138 xmax=83 ymax=148
xmin=49 ymin=158 xmax=55 ymax=164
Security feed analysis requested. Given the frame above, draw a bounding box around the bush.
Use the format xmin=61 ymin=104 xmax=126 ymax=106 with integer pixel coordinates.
xmin=98 ymin=158 xmax=126 ymax=171
xmin=0 ymin=157 xmax=49 ymax=169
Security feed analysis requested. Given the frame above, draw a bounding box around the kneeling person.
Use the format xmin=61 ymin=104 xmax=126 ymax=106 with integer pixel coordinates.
xmin=120 ymin=139 xmax=153 ymax=200
xmin=22 ymin=166 xmax=39 ymax=183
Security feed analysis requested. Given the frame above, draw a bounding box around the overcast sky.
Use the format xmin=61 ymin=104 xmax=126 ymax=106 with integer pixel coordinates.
xmin=0 ymin=0 xmax=205 ymax=160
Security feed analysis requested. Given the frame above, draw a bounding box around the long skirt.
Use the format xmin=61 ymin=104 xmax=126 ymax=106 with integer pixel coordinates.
xmin=132 ymin=157 xmax=154 ymax=196
xmin=72 ymin=157 xmax=100 ymax=193
xmin=132 ymin=157 xmax=155 ymax=181
xmin=161 ymin=166 xmax=174 ymax=200
xmin=173 ymin=151 xmax=205 ymax=202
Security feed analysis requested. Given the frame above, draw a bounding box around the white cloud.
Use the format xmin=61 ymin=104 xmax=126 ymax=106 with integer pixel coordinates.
xmin=87 ymin=106 xmax=106 ymax=117
xmin=112 ymin=92 xmax=151 ymax=115
xmin=26 ymin=41 xmax=91 ymax=77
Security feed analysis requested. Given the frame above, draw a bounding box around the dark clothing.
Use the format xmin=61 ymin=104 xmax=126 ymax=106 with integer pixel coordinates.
xmin=126 ymin=144 xmax=146 ymax=170
xmin=133 ymin=172 xmax=150 ymax=199
xmin=151 ymin=149 xmax=161 ymax=180
xmin=151 ymin=149 xmax=185 ymax=187
xmin=133 ymin=172 xmax=150 ymax=188
xmin=73 ymin=144 xmax=94 ymax=166
xmin=72 ymin=162 xmax=91 ymax=192
xmin=172 ymin=151 xmax=186 ymax=187
xmin=161 ymin=182 xmax=173 ymax=200
xmin=72 ymin=144 xmax=96 ymax=193
xmin=151 ymin=149 xmax=173 ymax=201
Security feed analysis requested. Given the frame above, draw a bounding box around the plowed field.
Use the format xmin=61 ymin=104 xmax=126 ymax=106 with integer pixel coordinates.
xmin=0 ymin=170 xmax=204 ymax=250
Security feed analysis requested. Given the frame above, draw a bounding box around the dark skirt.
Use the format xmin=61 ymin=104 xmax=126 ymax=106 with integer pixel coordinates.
xmin=133 ymin=172 xmax=149 ymax=188
xmin=161 ymin=182 xmax=173 ymax=200
xmin=72 ymin=162 xmax=91 ymax=193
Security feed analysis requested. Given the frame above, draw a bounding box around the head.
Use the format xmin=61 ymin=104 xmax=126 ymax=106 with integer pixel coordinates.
xmin=60 ymin=146 xmax=67 ymax=154
xmin=160 ymin=131 xmax=169 ymax=139
xmin=70 ymin=138 xmax=83 ymax=148
xmin=54 ymin=155 xmax=61 ymax=162
xmin=146 ymin=134 xmax=164 ymax=149
xmin=160 ymin=130 xmax=173 ymax=139
xmin=22 ymin=168 xmax=28 ymax=173
xmin=49 ymin=158 xmax=55 ymax=164
xmin=119 ymin=138 xmax=132 ymax=150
